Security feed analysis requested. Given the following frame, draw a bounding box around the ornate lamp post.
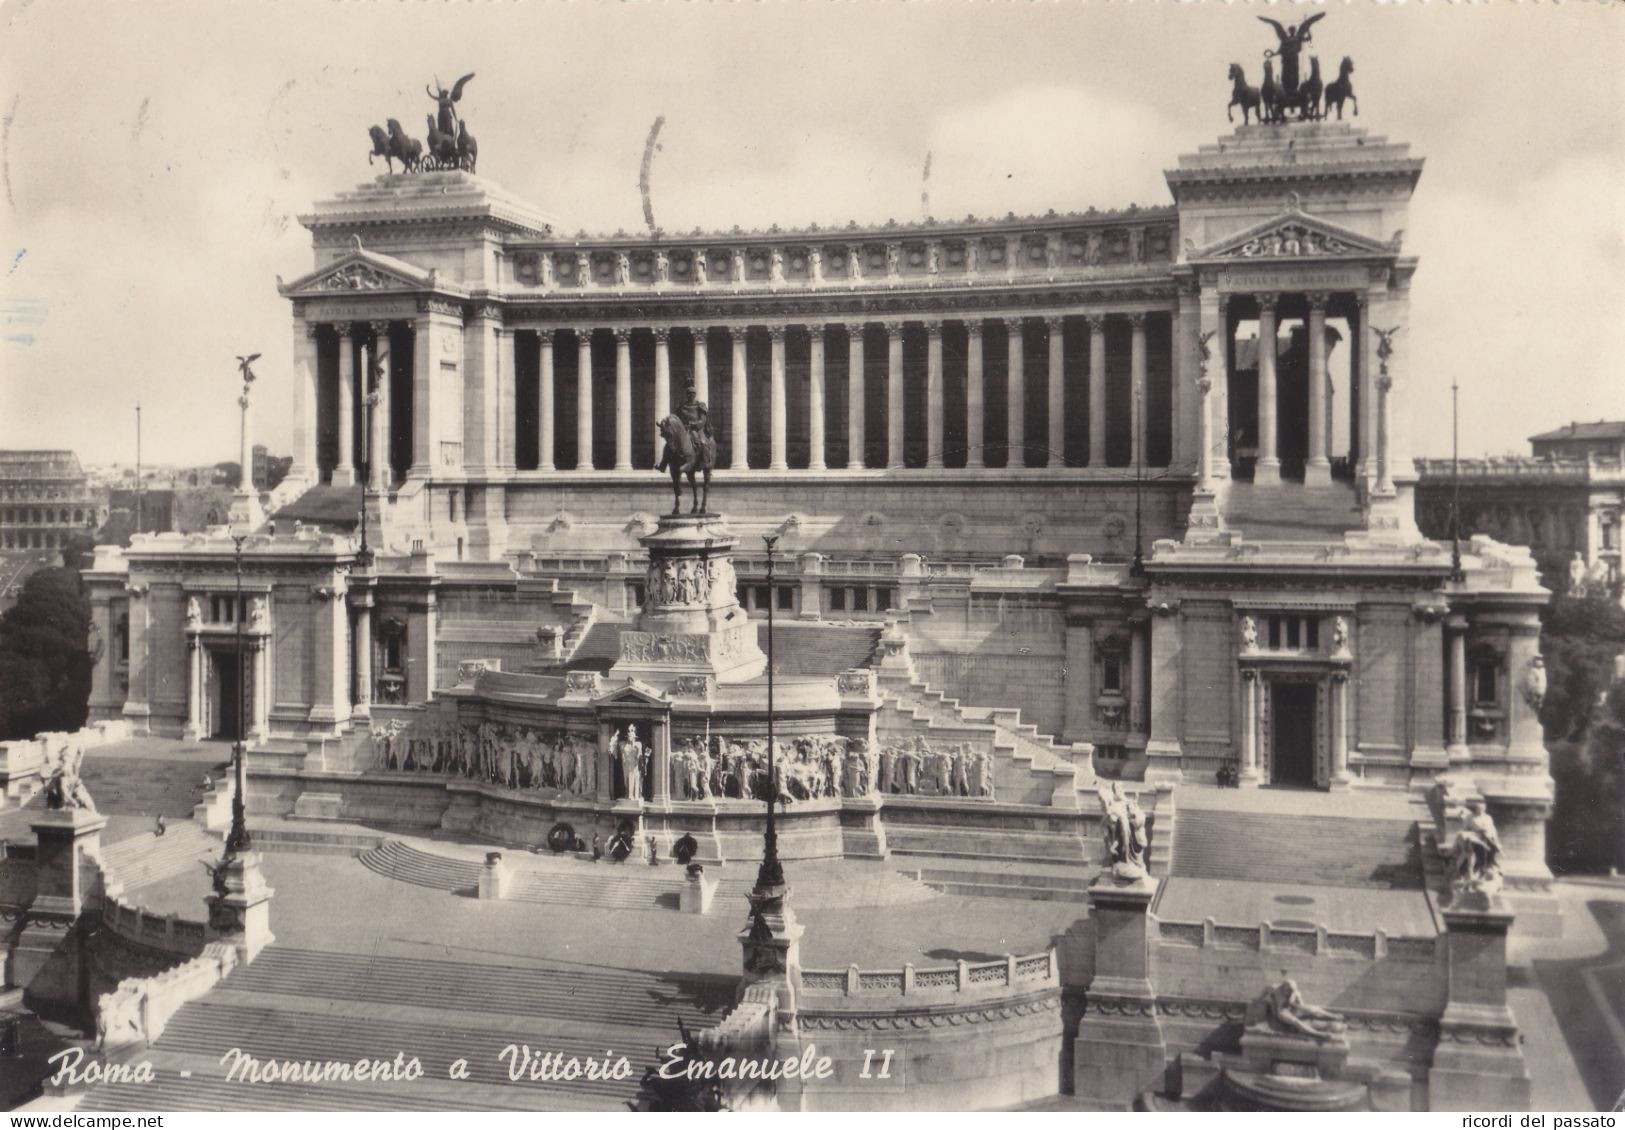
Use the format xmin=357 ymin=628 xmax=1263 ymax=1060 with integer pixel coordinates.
xmin=225 ymin=532 xmax=252 ymax=857
xmin=756 ymin=533 xmax=784 ymax=889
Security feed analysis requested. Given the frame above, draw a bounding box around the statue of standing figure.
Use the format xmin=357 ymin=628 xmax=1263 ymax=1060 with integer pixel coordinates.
xmin=617 ymin=725 xmax=646 ymax=801
xmin=1448 ymin=796 xmax=1503 ymax=896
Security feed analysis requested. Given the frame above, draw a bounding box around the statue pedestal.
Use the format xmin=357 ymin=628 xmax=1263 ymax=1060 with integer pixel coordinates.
xmin=1074 ymin=875 xmax=1166 ymax=1106
xmin=12 ymin=808 xmax=106 ymax=1008
xmin=611 ymin=514 xmax=765 ymax=687
xmin=1429 ymin=898 xmax=1530 ymax=1111
xmin=738 ymin=880 xmax=804 ymax=1035
xmin=206 ymin=851 xmax=275 ymax=965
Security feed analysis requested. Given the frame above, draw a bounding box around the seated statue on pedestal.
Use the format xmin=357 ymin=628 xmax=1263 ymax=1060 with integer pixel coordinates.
xmin=1448 ymin=796 xmax=1503 ymax=896
xmin=1245 ymin=978 xmax=1347 ymax=1043
xmin=1096 ymin=781 xmax=1148 ymax=880
xmin=44 ymin=741 xmax=96 ymax=814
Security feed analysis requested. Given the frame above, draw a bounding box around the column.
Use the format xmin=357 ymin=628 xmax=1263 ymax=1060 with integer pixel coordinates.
xmin=730 ymin=327 xmax=749 ymax=470
xmin=653 ymin=327 xmax=672 ymax=431
xmin=1377 ymin=369 xmax=1395 ymax=494
xmin=1240 ymin=670 xmax=1259 ymax=782
xmin=290 ymin=321 xmax=318 ymax=482
xmin=366 ymin=326 xmax=389 ymax=491
xmin=1198 ymin=288 xmax=1230 ymax=482
xmin=334 ymin=324 xmax=356 ymax=485
xmin=1046 ymin=317 xmax=1064 ymax=467
xmin=352 ymin=598 xmax=372 ymax=721
xmin=1195 ymin=362 xmax=1214 ymax=491
xmin=238 ymin=374 xmax=255 ymax=493
xmin=885 ymin=321 xmax=904 ymax=470
xmin=1173 ymin=282 xmax=1198 ymax=475
xmin=184 ymin=634 xmax=204 ymax=740
xmin=692 ymin=327 xmax=710 ymax=403
xmin=1005 ymin=318 xmax=1025 ymax=468
xmin=538 ymin=331 xmax=555 ymax=470
xmin=769 ymin=326 xmax=788 ymax=470
xmin=1087 ymin=316 xmax=1107 ymax=468
xmin=463 ymin=308 xmax=503 ymax=473
xmin=1357 ymin=294 xmax=1377 ymax=490
xmin=1255 ymin=294 xmax=1280 ymax=484
xmin=496 ymin=325 xmax=516 ymax=472
xmin=1447 ymin=615 xmax=1469 ymax=756
xmin=650 ymin=721 xmax=670 ymax=805
xmin=846 ymin=323 xmax=866 ymax=469
xmin=575 ymin=330 xmax=594 ymax=471
xmin=1330 ymin=671 xmax=1350 ymax=788
xmin=925 ymin=320 xmax=944 ymax=469
xmin=614 ymin=327 xmax=632 ymax=472
xmin=1128 ymin=620 xmax=1146 ymax=734
xmin=1129 ymin=313 xmax=1147 ymax=470
xmin=966 ymin=320 xmax=985 ymax=469
xmin=808 ymin=325 xmax=827 ymax=471
xmin=1305 ymin=293 xmax=1331 ymax=484
xmin=252 ymin=638 xmax=270 ymax=741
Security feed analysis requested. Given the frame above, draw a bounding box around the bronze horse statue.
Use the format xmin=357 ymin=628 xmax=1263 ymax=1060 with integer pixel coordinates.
xmin=1260 ymin=59 xmax=1285 ymax=124
xmin=1226 ymin=64 xmax=1262 ymax=125
xmin=425 ymin=114 xmax=459 ymax=169
xmin=456 ymin=120 xmax=478 ymax=173
xmin=1324 ymin=57 xmax=1358 ymax=121
xmin=1300 ymin=56 xmax=1325 ymax=121
xmin=656 ymin=414 xmax=713 ymax=515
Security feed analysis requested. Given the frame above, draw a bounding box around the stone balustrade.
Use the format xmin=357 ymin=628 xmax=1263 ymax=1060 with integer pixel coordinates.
xmin=101 ymin=891 xmax=211 ymax=961
xmin=97 ymin=943 xmax=238 ymax=1056
xmin=1414 ymin=455 xmax=1625 ymax=482
xmin=504 ymin=210 xmax=1177 ymax=294
xmin=1154 ymin=917 xmax=1436 ymax=962
xmin=798 ymin=950 xmax=1057 ymax=999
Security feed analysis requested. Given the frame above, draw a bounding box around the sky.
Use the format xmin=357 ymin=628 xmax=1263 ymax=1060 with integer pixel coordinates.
xmin=1 ymin=0 xmax=1620 ymax=467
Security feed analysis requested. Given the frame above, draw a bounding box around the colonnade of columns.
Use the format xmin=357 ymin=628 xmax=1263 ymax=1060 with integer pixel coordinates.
xmin=514 ymin=314 xmax=1160 ymax=473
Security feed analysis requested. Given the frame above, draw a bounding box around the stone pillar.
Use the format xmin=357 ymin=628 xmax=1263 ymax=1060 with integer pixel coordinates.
xmin=251 ymin=637 xmax=270 ymax=741
xmin=334 ymin=324 xmax=356 ymax=486
xmin=237 ymin=382 xmax=255 ymax=491
xmin=406 ymin=591 xmax=436 ymax=703
xmin=1128 ymin=619 xmax=1147 ymax=735
xmin=1376 ymin=371 xmax=1395 ymax=494
xmin=1144 ymin=606 xmax=1184 ymax=784
xmin=1046 ymin=317 xmax=1064 ymax=467
xmin=1064 ymin=618 xmax=1094 ymax=742
xmin=538 ymin=331 xmax=555 ymax=470
xmin=808 ymin=325 xmax=827 ymax=471
xmin=1198 ymin=289 xmax=1230 ymax=482
xmin=1429 ymin=901 xmax=1531 ymax=1111
xmin=1255 ymin=295 xmax=1280 ymax=484
xmin=184 ymin=633 xmax=204 ymax=740
xmin=596 ymin=720 xmax=615 ymax=806
xmin=692 ymin=327 xmax=710 ymax=404
xmin=352 ymin=587 xmax=373 ymax=722
xmin=1073 ymin=876 xmax=1166 ymax=1105
xmin=1305 ymin=293 xmax=1331 ymax=484
xmin=1447 ymin=615 xmax=1470 ymax=760
xmin=576 ymin=330 xmax=594 ymax=471
xmin=846 ymin=322 xmax=866 ymax=469
xmin=650 ymin=720 xmax=671 ymax=806
xmin=365 ymin=378 xmax=387 ymax=494
xmin=1087 ymin=315 xmax=1108 ymax=468
xmin=885 ymin=321 xmax=904 ymax=470
xmin=495 ymin=324 xmax=517 ymax=473
xmin=925 ymin=320 xmax=944 ymax=469
xmin=966 ymin=320 xmax=985 ymax=469
xmin=1329 ymin=670 xmax=1351 ymax=789
xmin=1240 ymin=669 xmax=1260 ymax=783
xmin=462 ymin=308 xmax=502 ymax=473
xmin=798 ymin=552 xmax=823 ymax=621
xmin=12 ymin=808 xmax=108 ymax=1007
xmin=289 ymin=321 xmax=318 ymax=483
xmin=1129 ymin=313 xmax=1147 ymax=470
xmin=731 ymin=327 xmax=750 ymax=471
xmin=614 ymin=327 xmax=633 ymax=472
xmin=1005 ymin=317 xmax=1025 ymax=468
xmin=1195 ymin=366 xmax=1213 ymax=491
xmin=769 ymin=325 xmax=788 ymax=471
xmin=411 ymin=306 xmax=461 ymax=478
xmin=306 ymin=582 xmax=347 ymax=734
xmin=1357 ymin=293 xmax=1377 ymax=491
xmin=653 ymin=327 xmax=673 ymax=446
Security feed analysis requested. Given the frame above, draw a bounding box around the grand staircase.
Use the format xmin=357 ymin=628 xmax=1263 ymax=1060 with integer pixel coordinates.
xmin=80 ymin=947 xmax=738 ymax=1111
xmin=98 ymin=823 xmax=220 ymax=890
xmin=1219 ymin=482 xmax=1365 ymax=541
xmin=1170 ymin=807 xmax=1421 ymax=889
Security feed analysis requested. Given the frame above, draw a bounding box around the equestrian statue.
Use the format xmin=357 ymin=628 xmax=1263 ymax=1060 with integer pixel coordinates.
xmin=656 ymin=381 xmax=716 ymax=515
xmin=1227 ymin=15 xmax=1354 ymax=126
xmin=364 ymin=73 xmax=477 ymax=174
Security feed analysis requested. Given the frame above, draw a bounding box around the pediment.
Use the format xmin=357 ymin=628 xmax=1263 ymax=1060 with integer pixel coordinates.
xmin=277 ymin=247 xmax=437 ymax=299
xmin=593 ymin=679 xmax=668 ymax=709
xmin=1190 ymin=206 xmax=1398 ymax=264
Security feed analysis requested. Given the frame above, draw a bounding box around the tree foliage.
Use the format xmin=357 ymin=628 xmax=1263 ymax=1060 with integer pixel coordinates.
xmin=1538 ymin=592 xmax=1625 ymax=743
xmin=0 ymin=567 xmax=93 ymax=740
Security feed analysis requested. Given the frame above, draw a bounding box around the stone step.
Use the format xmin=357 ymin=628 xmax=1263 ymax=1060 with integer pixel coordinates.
xmin=98 ymin=824 xmax=220 ymax=890
xmin=923 ymin=879 xmax=1089 ymax=903
xmin=1171 ymin=809 xmax=1419 ymax=889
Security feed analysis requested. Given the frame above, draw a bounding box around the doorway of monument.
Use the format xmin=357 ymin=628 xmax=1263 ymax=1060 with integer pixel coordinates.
xmin=208 ymin=649 xmax=246 ymax=741
xmin=1270 ymin=681 xmax=1318 ymax=787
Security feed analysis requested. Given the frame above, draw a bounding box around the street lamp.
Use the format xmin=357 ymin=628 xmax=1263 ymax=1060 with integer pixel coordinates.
xmin=756 ymin=533 xmax=784 ymax=890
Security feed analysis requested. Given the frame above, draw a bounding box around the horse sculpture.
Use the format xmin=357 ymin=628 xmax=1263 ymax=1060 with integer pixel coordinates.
xmin=456 ymin=120 xmax=478 ymax=173
xmin=387 ymin=119 xmax=423 ymax=172
xmin=1260 ymin=59 xmax=1284 ymax=124
xmin=368 ymin=125 xmax=393 ymax=172
xmin=424 ymin=114 xmax=462 ymax=170
xmin=656 ymin=414 xmax=713 ymax=515
xmin=1300 ymin=56 xmax=1325 ymax=121
xmin=1226 ymin=64 xmax=1262 ymax=125
xmin=1324 ymin=56 xmax=1358 ymax=120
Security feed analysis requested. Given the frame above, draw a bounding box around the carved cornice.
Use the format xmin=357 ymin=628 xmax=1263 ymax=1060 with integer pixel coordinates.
xmin=798 ymin=993 xmax=1058 ymax=1032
